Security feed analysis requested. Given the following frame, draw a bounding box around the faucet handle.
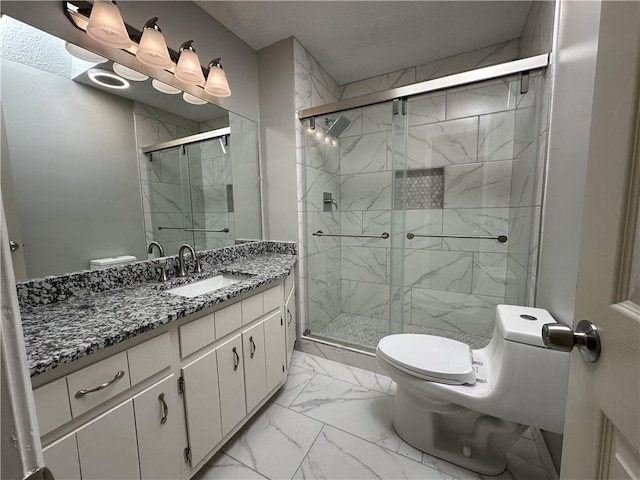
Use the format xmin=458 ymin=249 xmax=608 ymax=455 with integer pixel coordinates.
xmin=154 ymin=263 xmax=168 ymax=283
xmin=194 ymin=255 xmax=202 ymax=274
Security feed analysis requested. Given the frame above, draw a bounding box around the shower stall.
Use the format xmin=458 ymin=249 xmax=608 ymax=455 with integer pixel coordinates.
xmin=301 ymin=55 xmax=548 ymax=351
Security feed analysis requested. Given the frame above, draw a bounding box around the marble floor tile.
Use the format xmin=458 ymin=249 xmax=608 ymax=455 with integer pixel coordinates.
xmin=271 ymin=365 xmax=316 ymax=408
xmin=422 ymin=453 xmax=483 ymax=480
xmin=293 ymin=426 xmax=449 ymax=480
xmin=222 ymin=402 xmax=323 ymax=480
xmin=194 ymin=452 xmax=267 ymax=480
xmin=291 ymin=351 xmax=392 ymax=394
xmin=289 ymin=373 xmax=423 ymax=462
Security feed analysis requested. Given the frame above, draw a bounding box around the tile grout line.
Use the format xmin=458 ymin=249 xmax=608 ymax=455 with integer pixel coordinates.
xmin=287 ymin=423 xmax=327 ymax=480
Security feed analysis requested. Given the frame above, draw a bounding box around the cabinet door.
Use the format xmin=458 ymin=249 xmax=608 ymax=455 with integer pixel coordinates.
xmin=242 ymin=322 xmax=267 ymax=412
xmin=182 ymin=348 xmax=223 ymax=468
xmin=133 ymin=374 xmax=187 ymax=480
xmin=43 ymin=434 xmax=81 ymax=480
xmin=285 ymin=287 xmax=297 ymax=368
xmin=264 ymin=310 xmax=286 ymax=391
xmin=217 ymin=334 xmax=246 ymax=436
xmin=76 ymin=400 xmax=140 ymax=480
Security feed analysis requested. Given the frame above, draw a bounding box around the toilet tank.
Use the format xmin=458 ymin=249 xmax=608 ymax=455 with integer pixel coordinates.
xmin=482 ymin=305 xmax=570 ymax=433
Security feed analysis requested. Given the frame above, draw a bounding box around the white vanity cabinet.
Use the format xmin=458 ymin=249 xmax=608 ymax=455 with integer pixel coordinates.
xmin=182 ymin=348 xmax=223 ymax=468
xmin=133 ymin=374 xmax=187 ymax=480
xmin=242 ymin=321 xmax=267 ymax=412
xmin=76 ymin=400 xmax=141 ymax=480
xmin=42 ymin=434 xmax=81 ymax=480
xmin=216 ymin=333 xmax=247 ymax=436
xmin=34 ymin=270 xmax=298 ymax=480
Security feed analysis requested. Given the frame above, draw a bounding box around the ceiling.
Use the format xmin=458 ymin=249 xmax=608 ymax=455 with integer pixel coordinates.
xmin=195 ymin=1 xmax=533 ymax=85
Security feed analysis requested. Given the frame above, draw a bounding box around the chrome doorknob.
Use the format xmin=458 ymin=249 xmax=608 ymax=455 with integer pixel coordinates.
xmin=542 ymin=320 xmax=601 ymax=363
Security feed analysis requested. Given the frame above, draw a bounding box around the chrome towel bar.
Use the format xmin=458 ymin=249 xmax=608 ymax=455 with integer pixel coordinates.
xmin=313 ymin=230 xmax=389 ymax=239
xmin=406 ymin=232 xmax=508 ymax=243
xmin=157 ymin=226 xmax=229 ymax=233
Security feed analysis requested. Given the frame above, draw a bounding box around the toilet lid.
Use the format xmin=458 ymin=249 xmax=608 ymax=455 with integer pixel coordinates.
xmin=377 ymin=334 xmax=476 ymax=385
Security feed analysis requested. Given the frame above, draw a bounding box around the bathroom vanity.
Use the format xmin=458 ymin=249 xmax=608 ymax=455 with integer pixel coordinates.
xmin=19 ymin=241 xmax=297 ymax=480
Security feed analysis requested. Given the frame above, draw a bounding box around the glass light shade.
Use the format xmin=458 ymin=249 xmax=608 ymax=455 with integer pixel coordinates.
xmin=183 ymin=92 xmax=207 ymax=105
xmin=175 ymin=49 xmax=205 ymax=85
xmin=113 ymin=63 xmax=148 ymax=81
xmin=204 ymin=64 xmax=231 ymax=97
xmin=151 ymin=79 xmax=181 ymax=95
xmin=86 ymin=1 xmax=132 ymax=49
xmin=136 ymin=27 xmax=173 ymax=69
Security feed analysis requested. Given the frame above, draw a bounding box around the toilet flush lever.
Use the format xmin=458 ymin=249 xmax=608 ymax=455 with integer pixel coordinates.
xmin=542 ymin=320 xmax=601 ymax=363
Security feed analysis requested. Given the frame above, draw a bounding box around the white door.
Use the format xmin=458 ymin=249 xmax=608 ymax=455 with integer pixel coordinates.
xmin=285 ymin=287 xmax=297 ymax=368
xmin=559 ymin=2 xmax=640 ymax=478
xmin=217 ymin=333 xmax=247 ymax=436
xmin=182 ymin=347 xmax=223 ymax=468
xmin=76 ymin=400 xmax=141 ymax=480
xmin=242 ymin=321 xmax=267 ymax=413
xmin=133 ymin=374 xmax=188 ymax=480
xmin=264 ymin=309 xmax=286 ymax=391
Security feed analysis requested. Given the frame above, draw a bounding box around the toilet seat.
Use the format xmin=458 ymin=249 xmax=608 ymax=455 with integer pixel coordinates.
xmin=377 ymin=334 xmax=476 ymax=385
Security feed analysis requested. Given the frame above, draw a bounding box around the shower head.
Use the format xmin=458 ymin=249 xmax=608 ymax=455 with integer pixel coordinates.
xmin=325 ymin=115 xmax=351 ymax=138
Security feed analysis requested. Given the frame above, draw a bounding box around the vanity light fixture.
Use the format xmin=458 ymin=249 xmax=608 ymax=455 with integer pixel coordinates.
xmin=85 ymin=0 xmax=131 ymax=49
xmin=64 ymin=42 xmax=107 ymax=63
xmin=175 ymin=41 xmax=205 ymax=86
xmin=204 ymin=59 xmax=231 ymax=97
xmin=88 ymin=68 xmax=130 ymax=89
xmin=152 ymin=79 xmax=181 ymax=95
xmin=64 ymin=1 xmax=231 ymax=98
xmin=113 ymin=62 xmax=148 ymax=81
xmin=136 ymin=18 xmax=173 ymax=69
xmin=183 ymin=92 xmax=207 ymax=105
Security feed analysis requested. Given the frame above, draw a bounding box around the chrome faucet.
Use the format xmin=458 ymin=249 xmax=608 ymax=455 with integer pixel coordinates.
xmin=178 ymin=244 xmax=202 ymax=277
xmin=147 ymin=241 xmax=165 ymax=258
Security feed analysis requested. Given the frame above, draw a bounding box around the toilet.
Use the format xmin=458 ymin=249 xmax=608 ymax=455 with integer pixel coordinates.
xmin=376 ymin=305 xmax=570 ymax=475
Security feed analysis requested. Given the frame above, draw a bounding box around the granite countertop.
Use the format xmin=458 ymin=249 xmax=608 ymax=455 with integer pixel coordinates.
xmin=20 ymin=252 xmax=297 ymax=377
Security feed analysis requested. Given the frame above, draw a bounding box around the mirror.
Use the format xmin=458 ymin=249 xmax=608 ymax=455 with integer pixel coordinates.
xmin=0 ymin=15 xmax=262 ymax=280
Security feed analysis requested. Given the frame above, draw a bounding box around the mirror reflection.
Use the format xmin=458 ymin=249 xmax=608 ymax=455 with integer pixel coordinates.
xmin=0 ymin=15 xmax=261 ymax=281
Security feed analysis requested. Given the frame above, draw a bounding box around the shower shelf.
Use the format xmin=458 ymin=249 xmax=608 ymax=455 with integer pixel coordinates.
xmin=313 ymin=230 xmax=389 ymax=239
xmin=406 ymin=232 xmax=508 ymax=243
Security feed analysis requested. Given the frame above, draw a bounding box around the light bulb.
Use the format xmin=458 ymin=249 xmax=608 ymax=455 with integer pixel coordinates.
xmin=204 ymin=59 xmax=231 ymax=97
xmin=86 ymin=0 xmax=131 ymax=49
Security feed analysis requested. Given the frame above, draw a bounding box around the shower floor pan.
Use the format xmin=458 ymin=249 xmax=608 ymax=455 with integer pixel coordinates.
xmin=317 ymin=313 xmax=490 ymax=350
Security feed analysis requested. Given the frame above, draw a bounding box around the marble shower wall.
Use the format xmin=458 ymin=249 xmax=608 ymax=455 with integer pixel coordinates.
xmin=293 ymin=39 xmax=342 ymax=334
xmin=134 ymin=103 xmax=199 ymax=257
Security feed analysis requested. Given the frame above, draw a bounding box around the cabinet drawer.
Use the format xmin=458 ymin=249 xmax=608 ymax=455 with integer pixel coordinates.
xmin=33 ymin=377 xmax=72 ymax=435
xmin=180 ymin=313 xmax=215 ymax=358
xmin=128 ymin=332 xmax=171 ymax=384
xmin=241 ymin=293 xmax=263 ymax=325
xmin=263 ymin=284 xmax=283 ymax=313
xmin=215 ymin=302 xmax=242 ymax=339
xmin=67 ymin=352 xmax=131 ymax=417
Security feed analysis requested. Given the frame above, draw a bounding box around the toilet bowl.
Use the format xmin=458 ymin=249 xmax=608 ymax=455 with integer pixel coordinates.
xmin=376 ymin=305 xmax=570 ymax=475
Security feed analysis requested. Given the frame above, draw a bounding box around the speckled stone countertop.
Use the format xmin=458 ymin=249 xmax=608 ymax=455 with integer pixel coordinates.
xmin=19 ymin=242 xmax=297 ymax=377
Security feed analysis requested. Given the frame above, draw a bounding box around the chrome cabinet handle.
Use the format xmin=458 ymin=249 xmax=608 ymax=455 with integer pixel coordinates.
xmin=75 ymin=371 xmax=125 ymax=398
xmin=542 ymin=320 xmax=601 ymax=363
xmin=249 ymin=336 xmax=256 ymax=358
xmin=232 ymin=347 xmax=240 ymax=371
xmin=158 ymin=393 xmax=168 ymax=424
xmin=287 ymin=309 xmax=293 ymax=326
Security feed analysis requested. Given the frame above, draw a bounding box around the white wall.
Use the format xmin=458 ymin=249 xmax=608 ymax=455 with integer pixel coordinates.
xmin=0 ymin=1 xmax=260 ymax=123
xmin=258 ymin=38 xmax=297 ymax=242
xmin=536 ymin=0 xmax=602 ymax=325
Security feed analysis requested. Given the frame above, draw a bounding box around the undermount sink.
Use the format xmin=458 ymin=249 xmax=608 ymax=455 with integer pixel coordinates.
xmin=166 ymin=274 xmax=245 ymax=298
